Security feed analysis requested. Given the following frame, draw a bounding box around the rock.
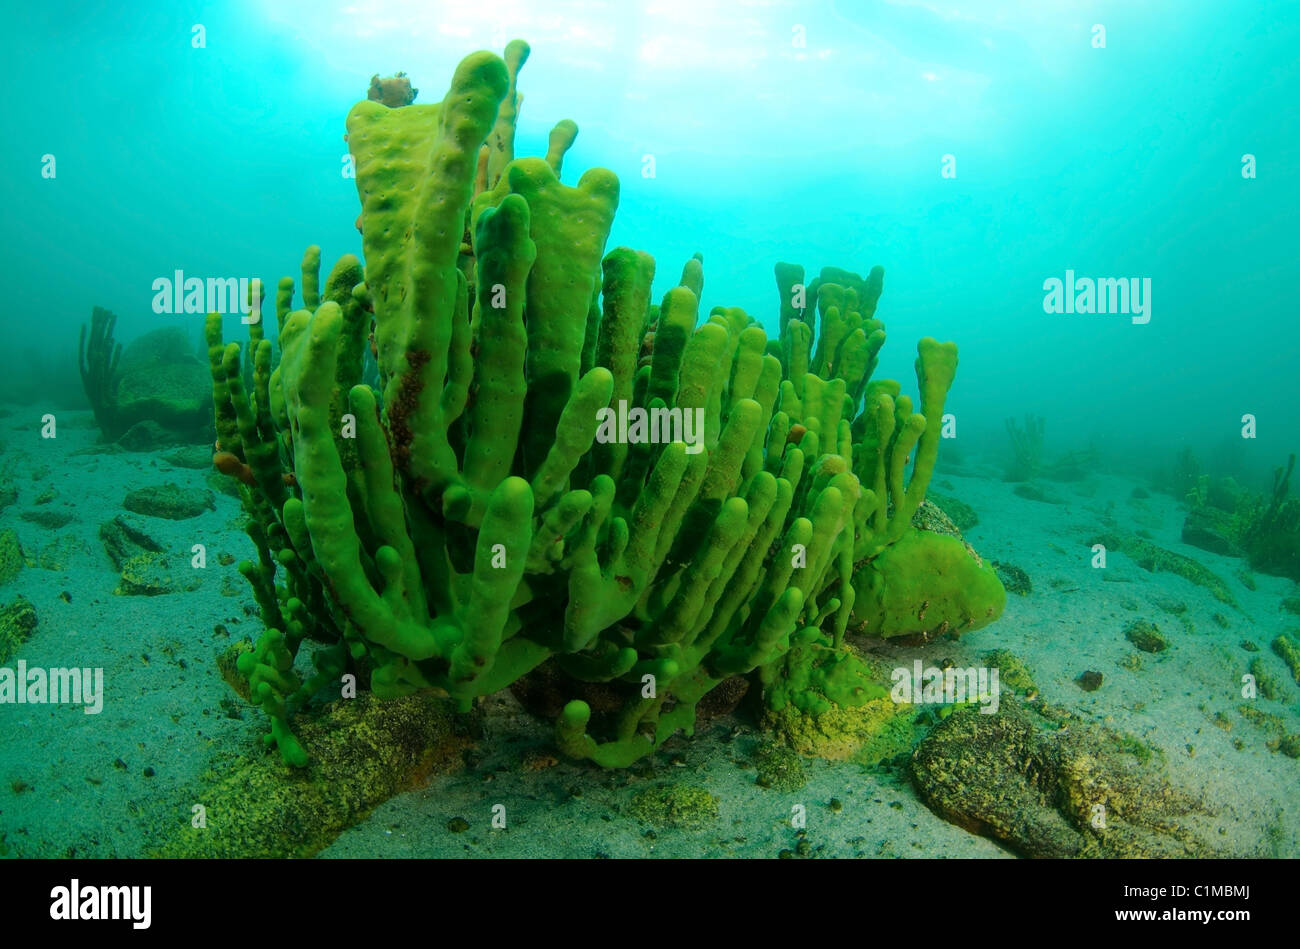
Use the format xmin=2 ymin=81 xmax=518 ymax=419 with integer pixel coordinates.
xmin=927 ymin=491 xmax=979 ymax=531
xmin=123 ymin=483 xmax=215 ymax=520
xmin=0 ymin=596 xmax=38 ymax=664
xmin=116 ymin=420 xmax=179 ymax=452
xmin=993 ymin=561 xmax=1032 ymax=596
xmin=99 ymin=515 xmax=165 ymax=570
xmin=910 ymin=701 xmax=1225 ymax=857
xmin=116 ymin=552 xmax=196 ymax=596
xmin=1181 ymin=508 xmax=1242 ymax=557
xmin=37 ymin=535 xmax=88 ymax=571
xmin=152 ymin=693 xmax=475 ymax=858
xmin=113 ymin=327 xmax=213 ymax=439
xmin=627 ymin=783 xmax=719 ymax=829
xmin=19 ymin=509 xmax=75 ymax=530
xmin=1272 ymin=634 xmax=1300 ymax=685
xmin=0 ymin=530 xmax=25 ymax=585
xmin=1013 ymin=482 xmax=1062 ymax=504
xmin=1125 ymin=619 xmax=1169 ymax=653
xmin=753 ymin=742 xmax=808 ymax=792
xmin=982 ymin=649 xmax=1037 ymax=696
xmin=1076 ymin=670 xmax=1104 ymax=692
xmin=163 ymin=445 xmax=217 ymax=470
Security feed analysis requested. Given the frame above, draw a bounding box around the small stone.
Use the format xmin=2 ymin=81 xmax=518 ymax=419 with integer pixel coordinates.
xmin=1125 ymin=619 xmax=1169 ymax=653
xmin=1076 ymin=670 xmax=1104 ymax=692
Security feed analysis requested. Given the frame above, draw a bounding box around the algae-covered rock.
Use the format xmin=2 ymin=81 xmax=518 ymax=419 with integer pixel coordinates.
xmin=993 ymin=561 xmax=1032 ymax=596
xmin=164 ymin=445 xmax=217 ymax=470
xmin=123 ymin=483 xmax=215 ymax=520
xmin=753 ymin=742 xmax=808 ymax=792
xmin=116 ymin=419 xmax=180 ymax=452
xmin=218 ymin=640 xmax=254 ymax=701
xmin=626 ymin=783 xmax=719 ymax=829
xmin=1248 ymin=657 xmax=1290 ymax=702
xmin=926 ymin=492 xmax=978 ymax=531
xmin=982 ymin=649 xmax=1037 ymax=697
xmin=112 ymin=327 xmax=212 ymax=439
xmin=1125 ymin=619 xmax=1169 ymax=653
xmin=0 ymin=596 xmax=38 ymax=664
xmin=19 ymin=508 xmax=75 ymax=530
xmin=116 ymin=552 xmax=197 ymax=596
xmin=910 ymin=700 xmax=1224 ymax=857
xmin=1271 ymin=634 xmax=1300 ymax=685
xmin=99 ymin=515 xmax=165 ymax=570
xmin=0 ymin=530 xmax=25 ymax=585
xmin=760 ymin=641 xmax=919 ymax=762
xmin=1092 ymin=531 xmax=1235 ymax=605
xmin=764 ymin=694 xmax=919 ymax=764
xmin=1013 ymin=482 xmax=1062 ymax=504
xmin=153 ymin=692 xmax=474 ymax=858
xmin=37 ymin=534 xmax=88 ymax=571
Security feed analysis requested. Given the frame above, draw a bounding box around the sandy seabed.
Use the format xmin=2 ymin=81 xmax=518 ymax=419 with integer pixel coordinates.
xmin=0 ymin=406 xmax=1295 ymax=859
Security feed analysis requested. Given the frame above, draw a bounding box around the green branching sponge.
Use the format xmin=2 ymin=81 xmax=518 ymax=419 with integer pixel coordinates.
xmin=211 ymin=42 xmax=1004 ymax=771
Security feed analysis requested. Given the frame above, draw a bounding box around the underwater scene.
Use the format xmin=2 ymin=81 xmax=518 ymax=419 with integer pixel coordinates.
xmin=1 ymin=0 xmax=1297 ymax=872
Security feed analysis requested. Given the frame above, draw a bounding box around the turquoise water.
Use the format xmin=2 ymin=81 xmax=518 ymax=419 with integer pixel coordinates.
xmin=0 ymin=1 xmax=1296 ymax=859
xmin=5 ymin=0 xmax=1298 ymax=470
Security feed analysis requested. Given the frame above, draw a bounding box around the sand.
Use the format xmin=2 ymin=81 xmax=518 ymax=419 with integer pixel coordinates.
xmin=1 ymin=405 xmax=1296 ymax=858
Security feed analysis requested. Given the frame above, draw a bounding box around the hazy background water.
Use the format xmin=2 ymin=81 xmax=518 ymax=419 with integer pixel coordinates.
xmin=3 ymin=0 xmax=1296 ymax=488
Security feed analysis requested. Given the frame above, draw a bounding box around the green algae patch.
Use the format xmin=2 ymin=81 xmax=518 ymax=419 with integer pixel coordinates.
xmin=0 ymin=530 xmax=25 ymax=586
xmin=764 ymin=694 xmax=918 ymax=763
xmin=1090 ymin=531 xmax=1235 ymax=606
xmin=982 ymin=649 xmax=1037 ymax=697
xmin=1111 ymin=732 xmax=1162 ymax=766
xmin=1238 ymin=704 xmax=1286 ymax=735
xmin=0 ymin=596 xmax=38 ymax=665
xmin=1249 ymin=657 xmax=1291 ymax=702
xmin=153 ymin=693 xmax=474 ymax=858
xmin=627 ymin=783 xmax=718 ymax=830
xmin=1271 ymin=634 xmax=1300 ymax=685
